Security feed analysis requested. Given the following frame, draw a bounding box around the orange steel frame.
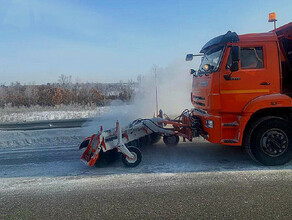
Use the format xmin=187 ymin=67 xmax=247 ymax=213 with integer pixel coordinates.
xmin=161 ymin=114 xmax=193 ymax=141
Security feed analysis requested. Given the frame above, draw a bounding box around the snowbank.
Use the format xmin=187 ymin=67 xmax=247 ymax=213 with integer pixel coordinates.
xmin=0 ymin=106 xmax=111 ymax=123
xmin=0 ymin=128 xmax=85 ymax=149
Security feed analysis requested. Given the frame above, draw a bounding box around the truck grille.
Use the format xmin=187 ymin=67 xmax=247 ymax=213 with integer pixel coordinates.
xmin=193 ymin=95 xmax=206 ymax=107
xmin=194 ymin=101 xmax=205 ymax=107
xmin=193 ymin=96 xmax=205 ymax=101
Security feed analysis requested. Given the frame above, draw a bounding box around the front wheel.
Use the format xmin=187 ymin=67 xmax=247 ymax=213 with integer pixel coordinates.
xmin=245 ymin=117 xmax=292 ymax=166
xmin=122 ymin=147 xmax=142 ymax=167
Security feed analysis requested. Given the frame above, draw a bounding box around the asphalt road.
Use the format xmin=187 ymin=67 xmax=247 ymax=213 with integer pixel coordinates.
xmin=1 ymin=141 xmax=292 ymax=219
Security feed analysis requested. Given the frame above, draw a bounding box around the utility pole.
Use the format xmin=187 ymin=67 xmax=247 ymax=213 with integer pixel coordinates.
xmin=152 ymin=65 xmax=159 ymax=117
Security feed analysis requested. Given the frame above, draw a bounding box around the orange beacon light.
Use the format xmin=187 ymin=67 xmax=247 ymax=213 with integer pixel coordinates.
xmin=268 ymin=12 xmax=277 ymax=29
xmin=268 ymin=12 xmax=277 ymax=22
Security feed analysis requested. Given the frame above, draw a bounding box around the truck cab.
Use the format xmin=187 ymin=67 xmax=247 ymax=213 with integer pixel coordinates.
xmin=187 ymin=22 xmax=292 ymax=165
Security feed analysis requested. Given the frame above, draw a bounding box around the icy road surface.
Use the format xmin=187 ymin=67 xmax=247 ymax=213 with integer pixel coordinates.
xmin=1 ymin=134 xmax=292 ymax=219
xmin=0 ymin=138 xmax=292 ymax=178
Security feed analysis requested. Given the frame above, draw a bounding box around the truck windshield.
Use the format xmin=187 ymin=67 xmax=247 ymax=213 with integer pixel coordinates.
xmin=198 ymin=45 xmax=225 ymax=74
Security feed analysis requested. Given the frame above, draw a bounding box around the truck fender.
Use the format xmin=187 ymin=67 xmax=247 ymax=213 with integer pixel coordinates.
xmin=237 ymin=94 xmax=292 ymax=146
xmin=242 ymin=94 xmax=292 ymax=113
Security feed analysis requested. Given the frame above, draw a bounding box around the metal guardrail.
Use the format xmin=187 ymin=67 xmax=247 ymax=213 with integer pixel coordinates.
xmin=0 ymin=118 xmax=95 ymax=131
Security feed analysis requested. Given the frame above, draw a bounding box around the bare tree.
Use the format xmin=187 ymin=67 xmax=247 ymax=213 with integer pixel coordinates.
xmin=58 ymin=74 xmax=72 ymax=87
xmin=0 ymin=77 xmax=136 ymax=108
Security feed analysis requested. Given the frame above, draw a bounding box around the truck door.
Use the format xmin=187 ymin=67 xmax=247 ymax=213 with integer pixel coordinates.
xmin=220 ymin=43 xmax=279 ymax=113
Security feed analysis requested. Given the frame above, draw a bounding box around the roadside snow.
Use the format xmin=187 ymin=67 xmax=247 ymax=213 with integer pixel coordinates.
xmin=0 ymin=104 xmax=137 ymax=149
xmin=0 ymin=128 xmax=85 ymax=149
xmin=0 ymin=106 xmax=111 ymax=123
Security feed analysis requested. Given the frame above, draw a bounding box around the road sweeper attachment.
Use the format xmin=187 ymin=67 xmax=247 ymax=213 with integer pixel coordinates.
xmin=79 ymin=109 xmax=203 ymax=167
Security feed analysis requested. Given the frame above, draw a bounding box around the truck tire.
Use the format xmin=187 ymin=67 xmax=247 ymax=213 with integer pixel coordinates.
xmin=245 ymin=116 xmax=292 ymax=166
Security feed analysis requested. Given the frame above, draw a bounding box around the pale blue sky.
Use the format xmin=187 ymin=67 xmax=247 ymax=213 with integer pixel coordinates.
xmin=0 ymin=0 xmax=291 ymax=84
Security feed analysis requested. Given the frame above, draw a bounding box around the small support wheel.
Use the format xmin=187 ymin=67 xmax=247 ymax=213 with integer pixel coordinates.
xmin=122 ymin=147 xmax=142 ymax=167
xmin=163 ymin=135 xmax=179 ymax=146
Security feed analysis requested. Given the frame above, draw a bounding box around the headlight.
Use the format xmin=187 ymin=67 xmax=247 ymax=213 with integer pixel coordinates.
xmin=206 ymin=120 xmax=214 ymax=128
xmin=203 ymin=64 xmax=210 ymax=71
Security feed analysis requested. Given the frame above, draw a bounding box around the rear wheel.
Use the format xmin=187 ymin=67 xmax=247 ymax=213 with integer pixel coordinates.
xmin=245 ymin=117 xmax=292 ymax=166
xmin=163 ymin=135 xmax=179 ymax=146
xmin=122 ymin=147 xmax=142 ymax=167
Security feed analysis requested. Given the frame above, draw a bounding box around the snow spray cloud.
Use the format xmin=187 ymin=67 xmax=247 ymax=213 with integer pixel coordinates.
xmin=82 ymin=59 xmax=195 ymax=135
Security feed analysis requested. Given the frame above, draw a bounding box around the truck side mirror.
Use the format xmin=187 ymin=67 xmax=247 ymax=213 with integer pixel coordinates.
xmin=189 ymin=69 xmax=196 ymax=75
xmin=230 ymin=46 xmax=240 ymax=72
xmin=230 ymin=62 xmax=239 ymax=72
xmin=224 ymin=46 xmax=240 ymax=80
xmin=185 ymin=54 xmax=193 ymax=61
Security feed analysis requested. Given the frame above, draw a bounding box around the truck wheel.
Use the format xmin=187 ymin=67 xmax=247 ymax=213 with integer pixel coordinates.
xmin=122 ymin=147 xmax=142 ymax=167
xmin=163 ymin=135 xmax=179 ymax=146
xmin=245 ymin=117 xmax=292 ymax=166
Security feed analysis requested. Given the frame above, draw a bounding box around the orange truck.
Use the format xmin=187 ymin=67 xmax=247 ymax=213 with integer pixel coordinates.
xmin=186 ymin=22 xmax=292 ymax=165
xmin=80 ymin=21 xmax=292 ymax=168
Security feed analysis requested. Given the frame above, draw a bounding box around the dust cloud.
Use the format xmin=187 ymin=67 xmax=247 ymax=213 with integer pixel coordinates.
xmin=82 ymin=59 xmax=195 ymax=135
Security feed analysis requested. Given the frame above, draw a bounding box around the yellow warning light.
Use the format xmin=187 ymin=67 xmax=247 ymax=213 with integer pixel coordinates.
xmin=268 ymin=12 xmax=277 ymax=22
